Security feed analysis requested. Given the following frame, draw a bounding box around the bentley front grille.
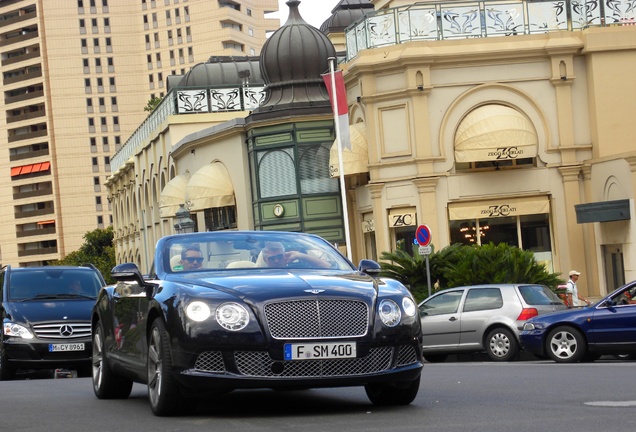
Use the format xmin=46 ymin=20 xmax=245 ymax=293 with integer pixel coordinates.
xmin=397 ymin=345 xmax=418 ymax=366
xmin=234 ymin=347 xmax=393 ymax=378
xmin=32 ymin=322 xmax=91 ymax=339
xmin=264 ymin=299 xmax=368 ymax=339
xmin=194 ymin=351 xmax=226 ymax=373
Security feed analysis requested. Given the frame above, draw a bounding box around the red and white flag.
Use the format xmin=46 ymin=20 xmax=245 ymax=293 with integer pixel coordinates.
xmin=322 ymin=70 xmax=351 ymax=151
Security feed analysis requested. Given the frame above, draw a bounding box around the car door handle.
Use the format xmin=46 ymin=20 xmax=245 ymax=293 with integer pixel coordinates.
xmin=448 ymin=316 xmax=457 ymax=322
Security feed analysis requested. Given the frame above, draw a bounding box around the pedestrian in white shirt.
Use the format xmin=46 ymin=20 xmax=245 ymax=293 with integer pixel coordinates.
xmin=566 ymin=270 xmax=590 ymax=307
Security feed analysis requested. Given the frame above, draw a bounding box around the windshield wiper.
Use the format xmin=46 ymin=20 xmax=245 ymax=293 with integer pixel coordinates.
xmin=54 ymin=293 xmax=97 ymax=300
xmin=15 ymin=293 xmax=97 ymax=301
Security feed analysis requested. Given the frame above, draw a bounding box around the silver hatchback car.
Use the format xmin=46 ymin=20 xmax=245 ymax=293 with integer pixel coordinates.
xmin=418 ymin=284 xmax=567 ymax=362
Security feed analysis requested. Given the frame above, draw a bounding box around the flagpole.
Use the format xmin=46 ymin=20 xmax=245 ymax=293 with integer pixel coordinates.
xmin=328 ymin=56 xmax=353 ymax=261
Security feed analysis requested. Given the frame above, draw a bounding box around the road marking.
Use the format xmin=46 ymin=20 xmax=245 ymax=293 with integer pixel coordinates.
xmin=585 ymin=401 xmax=636 ymax=407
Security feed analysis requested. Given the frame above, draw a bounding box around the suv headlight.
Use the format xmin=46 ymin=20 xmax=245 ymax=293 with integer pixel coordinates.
xmin=3 ymin=322 xmax=34 ymax=339
xmin=378 ymin=299 xmax=401 ymax=327
xmin=216 ymin=302 xmax=249 ymax=331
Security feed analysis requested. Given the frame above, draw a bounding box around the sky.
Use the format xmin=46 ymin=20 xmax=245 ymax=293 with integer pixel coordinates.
xmin=274 ymin=0 xmax=342 ymax=29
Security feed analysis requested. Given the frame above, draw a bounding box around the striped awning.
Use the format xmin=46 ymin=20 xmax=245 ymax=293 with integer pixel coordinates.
xmin=454 ymin=105 xmax=537 ymax=163
xmin=159 ymin=173 xmax=191 ymax=218
xmin=186 ymin=162 xmax=235 ymax=211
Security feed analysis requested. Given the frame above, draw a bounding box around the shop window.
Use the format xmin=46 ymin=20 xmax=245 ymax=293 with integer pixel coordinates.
xmin=257 ymin=149 xmax=297 ymax=198
xmin=456 ymin=157 xmax=535 ymax=172
xmin=204 ymin=206 xmax=237 ymax=231
xmin=298 ymin=143 xmax=338 ymax=194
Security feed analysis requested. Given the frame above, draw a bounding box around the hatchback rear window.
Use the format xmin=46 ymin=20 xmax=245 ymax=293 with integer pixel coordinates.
xmin=463 ymin=288 xmax=503 ymax=312
xmin=518 ymin=285 xmax=562 ymax=305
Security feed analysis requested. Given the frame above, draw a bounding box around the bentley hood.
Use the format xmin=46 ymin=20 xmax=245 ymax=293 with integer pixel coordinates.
xmin=167 ymin=270 xmax=395 ymax=303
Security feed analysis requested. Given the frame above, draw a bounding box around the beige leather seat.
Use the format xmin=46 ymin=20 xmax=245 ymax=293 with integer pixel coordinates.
xmin=226 ymin=260 xmax=256 ymax=269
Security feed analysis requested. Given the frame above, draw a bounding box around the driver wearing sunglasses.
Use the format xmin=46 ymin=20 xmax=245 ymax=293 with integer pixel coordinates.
xmin=259 ymin=241 xmax=330 ymax=269
xmin=180 ymin=246 xmax=204 ymax=271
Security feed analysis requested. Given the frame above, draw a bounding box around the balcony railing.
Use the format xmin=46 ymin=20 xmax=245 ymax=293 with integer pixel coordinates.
xmin=18 ymin=246 xmax=57 ymax=257
xmin=16 ymin=226 xmax=56 ymax=238
xmin=345 ymin=0 xmax=636 ymax=60
xmin=111 ymin=84 xmax=266 ymax=172
xmin=0 ymin=11 xmax=36 ymax=28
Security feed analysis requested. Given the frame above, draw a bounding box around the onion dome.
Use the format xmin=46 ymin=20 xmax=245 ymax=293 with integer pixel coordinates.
xmin=320 ymin=0 xmax=375 ymax=34
xmin=252 ymin=0 xmax=336 ymax=117
xmin=169 ymin=56 xmax=263 ymax=91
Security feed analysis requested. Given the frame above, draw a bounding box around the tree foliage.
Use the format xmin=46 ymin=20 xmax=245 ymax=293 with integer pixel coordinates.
xmin=49 ymin=226 xmax=116 ymax=284
xmin=379 ymin=242 xmax=564 ymax=303
xmin=144 ymin=96 xmax=163 ymax=113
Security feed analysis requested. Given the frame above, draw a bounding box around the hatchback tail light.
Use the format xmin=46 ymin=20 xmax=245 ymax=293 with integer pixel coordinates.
xmin=517 ymin=308 xmax=538 ymax=321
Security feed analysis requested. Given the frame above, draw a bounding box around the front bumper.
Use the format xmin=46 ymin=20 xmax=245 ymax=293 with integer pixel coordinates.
xmin=519 ymin=332 xmax=545 ymax=356
xmin=172 ymin=343 xmax=423 ymax=395
xmin=3 ymin=337 xmax=92 ymax=371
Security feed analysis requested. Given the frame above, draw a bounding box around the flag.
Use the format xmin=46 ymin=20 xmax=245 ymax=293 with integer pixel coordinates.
xmin=322 ymin=70 xmax=351 ymax=151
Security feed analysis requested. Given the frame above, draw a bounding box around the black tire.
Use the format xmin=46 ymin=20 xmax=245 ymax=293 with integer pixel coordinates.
xmin=423 ymin=354 xmax=448 ymax=363
xmin=546 ymin=326 xmax=586 ymax=363
xmin=148 ymin=319 xmax=182 ymax=416
xmin=92 ymin=322 xmax=133 ymax=399
xmin=365 ymin=375 xmax=420 ymax=406
xmin=0 ymin=348 xmax=16 ymax=381
xmin=486 ymin=327 xmax=519 ymax=361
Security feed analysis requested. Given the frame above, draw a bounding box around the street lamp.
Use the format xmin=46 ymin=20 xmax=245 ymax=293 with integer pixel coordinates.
xmin=174 ymin=204 xmax=195 ymax=234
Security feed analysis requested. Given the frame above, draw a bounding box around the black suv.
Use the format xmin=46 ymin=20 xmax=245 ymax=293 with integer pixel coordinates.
xmin=1 ymin=265 xmax=106 ymax=380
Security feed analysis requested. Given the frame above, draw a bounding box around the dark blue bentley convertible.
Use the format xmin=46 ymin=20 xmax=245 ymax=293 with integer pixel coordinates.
xmin=91 ymin=231 xmax=423 ymax=416
xmin=520 ymin=281 xmax=636 ymax=362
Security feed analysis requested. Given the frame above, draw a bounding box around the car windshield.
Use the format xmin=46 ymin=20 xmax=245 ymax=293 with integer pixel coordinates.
xmin=9 ymin=269 xmax=103 ymax=301
xmin=518 ymin=284 xmax=564 ymax=305
xmin=162 ymin=232 xmax=353 ymax=273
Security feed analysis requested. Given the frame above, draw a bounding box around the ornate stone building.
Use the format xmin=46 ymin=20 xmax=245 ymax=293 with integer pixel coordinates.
xmin=108 ymin=0 xmax=636 ymax=298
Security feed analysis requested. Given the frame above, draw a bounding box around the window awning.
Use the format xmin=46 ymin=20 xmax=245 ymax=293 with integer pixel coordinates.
xmin=10 ymin=162 xmax=51 ymax=177
xmin=329 ymin=123 xmax=368 ymax=177
xmin=454 ymin=105 xmax=537 ymax=163
xmin=449 ymin=196 xmax=550 ymax=220
xmin=159 ymin=172 xmax=191 ymax=218
xmin=186 ymin=162 xmax=235 ymax=212
xmin=37 ymin=220 xmax=55 ymax=225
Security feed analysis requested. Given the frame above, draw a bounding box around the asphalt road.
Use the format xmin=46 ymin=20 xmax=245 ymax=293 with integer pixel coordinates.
xmin=4 ymin=358 xmax=634 ymax=432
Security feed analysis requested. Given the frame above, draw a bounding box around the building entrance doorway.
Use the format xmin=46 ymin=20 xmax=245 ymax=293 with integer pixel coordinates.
xmin=602 ymin=244 xmax=625 ymax=295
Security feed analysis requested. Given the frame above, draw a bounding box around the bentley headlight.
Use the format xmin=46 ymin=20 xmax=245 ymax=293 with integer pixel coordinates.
xmin=378 ymin=299 xmax=401 ymax=327
xmin=402 ymin=297 xmax=416 ymax=317
xmin=3 ymin=322 xmax=34 ymax=339
xmin=186 ymin=301 xmax=211 ymax=322
xmin=216 ymin=303 xmax=249 ymax=331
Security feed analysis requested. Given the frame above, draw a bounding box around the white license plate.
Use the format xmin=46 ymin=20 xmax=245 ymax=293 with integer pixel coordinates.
xmin=48 ymin=343 xmax=85 ymax=352
xmin=284 ymin=342 xmax=356 ymax=360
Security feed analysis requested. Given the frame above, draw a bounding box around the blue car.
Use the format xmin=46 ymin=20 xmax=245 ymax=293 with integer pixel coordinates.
xmin=520 ymin=281 xmax=636 ymax=362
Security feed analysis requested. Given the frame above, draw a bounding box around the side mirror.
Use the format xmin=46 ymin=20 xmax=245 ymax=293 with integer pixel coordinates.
xmin=358 ymin=259 xmax=382 ymax=276
xmin=111 ymin=262 xmax=146 ymax=287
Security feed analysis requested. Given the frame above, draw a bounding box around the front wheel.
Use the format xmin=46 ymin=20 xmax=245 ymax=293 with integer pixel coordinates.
xmin=365 ymin=375 xmax=420 ymax=406
xmin=92 ymin=322 xmax=133 ymax=399
xmin=486 ymin=327 xmax=519 ymax=361
xmin=546 ymin=326 xmax=586 ymax=363
xmin=148 ymin=319 xmax=182 ymax=416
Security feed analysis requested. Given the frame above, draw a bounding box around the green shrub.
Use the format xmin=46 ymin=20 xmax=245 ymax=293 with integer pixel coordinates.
xmin=379 ymin=242 xmax=564 ymax=302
